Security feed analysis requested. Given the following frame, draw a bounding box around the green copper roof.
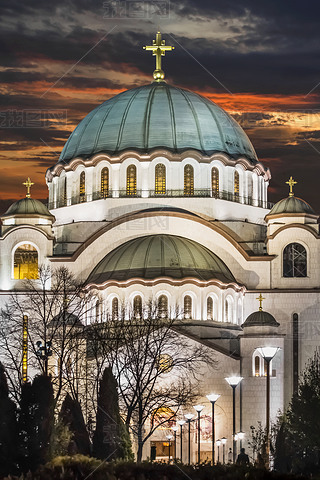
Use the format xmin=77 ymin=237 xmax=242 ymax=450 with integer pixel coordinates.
xmin=241 ymin=310 xmax=279 ymax=328
xmin=59 ymin=82 xmax=257 ymax=163
xmin=268 ymin=196 xmax=315 ymax=216
xmin=2 ymin=198 xmax=53 ymax=218
xmin=87 ymin=234 xmax=236 ymax=284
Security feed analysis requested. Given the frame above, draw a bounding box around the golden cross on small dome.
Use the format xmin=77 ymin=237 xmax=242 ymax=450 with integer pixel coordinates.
xmin=22 ymin=177 xmax=34 ymax=198
xmin=143 ymin=31 xmax=174 ymax=82
xmin=256 ymin=293 xmax=265 ymax=311
xmin=286 ymin=176 xmax=297 ymax=198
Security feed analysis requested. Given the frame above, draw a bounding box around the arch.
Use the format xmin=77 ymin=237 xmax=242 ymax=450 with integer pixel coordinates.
xmin=112 ymin=297 xmax=119 ymax=320
xmin=80 ymin=171 xmax=86 ymax=203
xmin=184 ymin=164 xmax=194 ymax=196
xmin=252 ymin=349 xmax=272 ymax=377
xmin=283 ymin=243 xmax=307 ymax=277
xmin=101 ymin=167 xmax=109 ymax=198
xmin=155 ymin=163 xmax=166 ymax=195
xmin=184 ymin=295 xmax=192 ymax=319
xmin=13 ymin=243 xmax=39 ymax=280
xmin=254 ymin=356 xmax=260 ymax=377
xmin=127 ymin=164 xmax=137 ymax=196
xmin=211 ymin=167 xmax=219 ymax=198
xmin=133 ymin=295 xmax=142 ymax=319
xmin=234 ymin=171 xmax=240 ymax=198
xmin=158 ymin=294 xmax=168 ymax=318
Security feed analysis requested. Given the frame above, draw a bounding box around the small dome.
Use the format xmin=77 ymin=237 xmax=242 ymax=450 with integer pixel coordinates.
xmin=87 ymin=234 xmax=236 ymax=285
xmin=2 ymin=198 xmax=54 ymax=218
xmin=49 ymin=311 xmax=83 ymax=327
xmin=268 ymin=196 xmax=315 ymax=216
xmin=241 ymin=310 xmax=279 ymax=328
xmin=58 ymin=82 xmax=257 ymax=164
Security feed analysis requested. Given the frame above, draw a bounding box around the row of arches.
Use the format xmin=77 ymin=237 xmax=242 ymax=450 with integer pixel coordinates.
xmin=94 ymin=293 xmax=243 ymax=324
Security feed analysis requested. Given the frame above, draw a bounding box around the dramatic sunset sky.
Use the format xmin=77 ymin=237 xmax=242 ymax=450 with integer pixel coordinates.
xmin=1 ymin=1 xmax=320 ymax=213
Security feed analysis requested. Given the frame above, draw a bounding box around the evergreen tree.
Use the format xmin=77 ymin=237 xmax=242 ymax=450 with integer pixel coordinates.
xmin=0 ymin=362 xmax=18 ymax=476
xmin=93 ymin=367 xmax=132 ymax=461
xmin=286 ymin=350 xmax=320 ymax=471
xmin=18 ymin=375 xmax=54 ymax=472
xmin=59 ymin=393 xmax=91 ymax=455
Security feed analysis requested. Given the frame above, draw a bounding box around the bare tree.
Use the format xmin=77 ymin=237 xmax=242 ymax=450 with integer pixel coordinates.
xmin=0 ymin=265 xmax=95 ymax=406
xmin=86 ymin=299 xmax=217 ymax=461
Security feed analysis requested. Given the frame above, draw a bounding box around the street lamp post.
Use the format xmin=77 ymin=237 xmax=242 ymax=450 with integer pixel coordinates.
xmin=216 ymin=439 xmax=221 ymax=463
xmin=258 ymin=347 xmax=280 ymax=468
xmin=177 ymin=420 xmax=186 ymax=462
xmin=166 ymin=434 xmax=173 ymax=463
xmin=225 ymin=376 xmax=243 ymax=463
xmin=221 ymin=437 xmax=227 ymax=464
xmin=194 ymin=404 xmax=204 ymax=465
xmin=184 ymin=413 xmax=194 ymax=465
xmin=206 ymin=393 xmax=221 ymax=464
xmin=36 ymin=340 xmax=53 ymax=375
xmin=171 ymin=426 xmax=178 ymax=462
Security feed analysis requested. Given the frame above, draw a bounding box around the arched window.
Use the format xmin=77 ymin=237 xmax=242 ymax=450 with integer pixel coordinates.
xmin=158 ymin=295 xmax=168 ymax=318
xmin=112 ymin=297 xmax=119 ymax=320
xmin=283 ymin=243 xmax=307 ymax=278
xmin=207 ymin=297 xmax=213 ymax=320
xmin=62 ymin=177 xmax=67 ymax=207
xmin=225 ymin=296 xmax=233 ymax=323
xmin=184 ymin=165 xmax=194 ymax=196
xmin=247 ymin=175 xmax=253 ymax=201
xmin=155 ymin=164 xmax=166 ymax=195
xmin=254 ymin=356 xmax=260 ymax=377
xmin=101 ymin=167 xmax=109 ymax=198
xmin=133 ymin=295 xmax=142 ymax=319
xmin=234 ymin=171 xmax=239 ymax=198
xmin=80 ymin=171 xmax=86 ymax=203
xmin=211 ymin=167 xmax=219 ymax=198
xmin=14 ymin=244 xmax=38 ymax=279
xmin=184 ymin=295 xmax=192 ymax=319
xmin=127 ymin=165 xmax=137 ymax=196
xmin=95 ymin=301 xmax=100 ymax=322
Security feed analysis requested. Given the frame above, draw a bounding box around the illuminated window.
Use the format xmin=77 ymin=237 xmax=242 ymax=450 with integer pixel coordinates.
xmin=62 ymin=177 xmax=67 ymax=206
xmin=156 ymin=354 xmax=173 ymax=374
xmin=155 ymin=164 xmax=166 ymax=195
xmin=234 ymin=171 xmax=239 ymax=197
xmin=248 ymin=175 xmax=253 ymax=200
xmin=207 ymin=297 xmax=213 ymax=320
xmin=95 ymin=301 xmax=100 ymax=322
xmin=225 ymin=296 xmax=233 ymax=323
xmin=211 ymin=167 xmax=219 ymax=198
xmin=112 ymin=297 xmax=119 ymax=320
xmin=254 ymin=356 xmax=260 ymax=376
xmin=184 ymin=295 xmax=192 ymax=319
xmin=127 ymin=165 xmax=137 ymax=196
xmin=158 ymin=295 xmax=168 ymax=318
xmin=14 ymin=244 xmax=38 ymax=280
xmin=101 ymin=167 xmax=109 ymax=198
xmin=80 ymin=171 xmax=86 ymax=202
xmin=133 ymin=295 xmax=142 ymax=319
xmin=283 ymin=243 xmax=307 ymax=277
xmin=184 ymin=165 xmax=194 ymax=196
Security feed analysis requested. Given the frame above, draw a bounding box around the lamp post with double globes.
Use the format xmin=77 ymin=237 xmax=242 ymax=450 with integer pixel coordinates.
xmin=225 ymin=376 xmax=243 ymax=463
xmin=216 ymin=439 xmax=221 ymax=463
xmin=193 ymin=404 xmax=205 ymax=465
xmin=206 ymin=393 xmax=221 ymax=464
xmin=258 ymin=347 xmax=280 ymax=468
xmin=184 ymin=413 xmax=194 ymax=465
xmin=177 ymin=419 xmax=186 ymax=462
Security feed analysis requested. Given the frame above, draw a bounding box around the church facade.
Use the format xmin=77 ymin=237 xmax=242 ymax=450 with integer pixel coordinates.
xmin=1 ymin=33 xmax=319 ymax=462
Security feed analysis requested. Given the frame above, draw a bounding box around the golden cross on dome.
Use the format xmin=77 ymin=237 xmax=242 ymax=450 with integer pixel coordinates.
xmin=22 ymin=177 xmax=34 ymax=198
xmin=256 ymin=293 xmax=265 ymax=312
xmin=286 ymin=176 xmax=297 ymax=198
xmin=143 ymin=31 xmax=174 ymax=82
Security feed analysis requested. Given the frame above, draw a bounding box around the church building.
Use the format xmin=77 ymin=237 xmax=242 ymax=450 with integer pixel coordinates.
xmin=0 ymin=32 xmax=319 ymax=462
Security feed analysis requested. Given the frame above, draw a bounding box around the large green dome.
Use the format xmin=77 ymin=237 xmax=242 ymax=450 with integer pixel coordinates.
xmin=59 ymin=82 xmax=257 ymax=163
xmin=87 ymin=234 xmax=236 ymax=285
